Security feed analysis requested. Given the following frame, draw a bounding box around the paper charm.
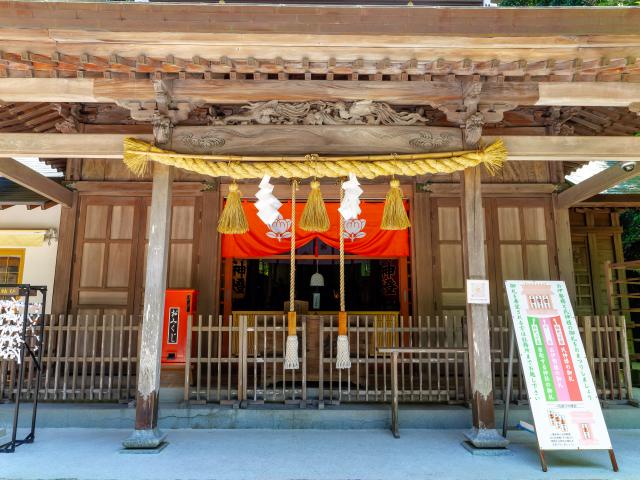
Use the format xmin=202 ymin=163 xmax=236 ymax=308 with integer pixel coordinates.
xmin=338 ymin=173 xmax=363 ymax=221
xmin=0 ymin=298 xmax=41 ymax=363
xmin=255 ymin=175 xmax=283 ymax=226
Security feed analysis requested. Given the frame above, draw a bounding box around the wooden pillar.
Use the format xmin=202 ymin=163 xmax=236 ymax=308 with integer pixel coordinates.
xmin=196 ymin=186 xmax=221 ymax=317
xmin=122 ymin=163 xmax=174 ymax=449
xmin=462 ymin=166 xmax=508 ymax=449
xmin=553 ymin=194 xmax=576 ymax=305
xmin=51 ymin=191 xmax=78 ymax=314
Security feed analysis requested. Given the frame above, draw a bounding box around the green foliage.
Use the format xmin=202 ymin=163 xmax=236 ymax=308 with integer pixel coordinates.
xmin=621 ymin=209 xmax=640 ymax=261
xmin=499 ymin=0 xmax=639 ymax=5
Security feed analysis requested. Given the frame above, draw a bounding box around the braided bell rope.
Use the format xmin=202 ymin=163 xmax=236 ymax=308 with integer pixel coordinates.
xmin=123 ymin=138 xmax=507 ymax=179
xmin=290 ymin=179 xmax=297 ymax=312
xmin=339 ymin=180 xmax=345 ymax=313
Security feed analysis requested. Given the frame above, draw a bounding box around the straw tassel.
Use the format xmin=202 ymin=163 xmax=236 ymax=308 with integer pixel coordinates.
xmin=381 ymin=179 xmax=411 ymax=230
xmin=299 ymin=180 xmax=330 ymax=232
xmin=217 ymin=183 xmax=249 ymax=234
xmin=123 ymin=137 xmax=153 ymax=177
xmin=479 ymin=138 xmax=507 ymax=176
xmin=284 ymin=180 xmax=299 ymax=370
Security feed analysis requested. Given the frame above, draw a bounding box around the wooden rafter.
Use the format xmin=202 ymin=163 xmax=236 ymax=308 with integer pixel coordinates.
xmin=0 ymin=157 xmax=73 ymax=207
xmin=0 ymin=102 xmax=66 ymax=133
xmin=557 ymin=164 xmax=640 ymax=208
xmin=0 ymin=49 xmax=639 ymax=82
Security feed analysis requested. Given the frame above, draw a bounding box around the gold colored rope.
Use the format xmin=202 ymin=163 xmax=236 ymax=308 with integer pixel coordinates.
xmin=290 ymin=179 xmax=297 ymax=312
xmin=123 ymin=138 xmax=506 ymax=180
xmin=339 ymin=179 xmax=345 ymax=312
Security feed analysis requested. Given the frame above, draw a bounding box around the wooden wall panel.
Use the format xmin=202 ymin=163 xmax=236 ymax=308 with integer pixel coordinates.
xmin=197 ymin=189 xmax=222 ymax=316
xmin=71 ymin=196 xmax=141 ymax=317
xmin=432 ymin=197 xmax=466 ymax=318
xmin=409 ymin=191 xmax=434 ymax=316
xmin=572 ymin=237 xmax=595 ymax=315
xmin=106 ymin=243 xmax=132 ymax=287
xmin=64 ymin=188 xmax=208 ymax=316
xmin=489 ymin=197 xmax=557 ymax=314
xmin=430 ymin=195 xmax=558 ymax=317
xmin=569 ymin=208 xmax=625 ymax=315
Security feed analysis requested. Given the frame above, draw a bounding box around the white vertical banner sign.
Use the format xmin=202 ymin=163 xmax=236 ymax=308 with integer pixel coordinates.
xmin=505 ymin=281 xmax=612 ymax=452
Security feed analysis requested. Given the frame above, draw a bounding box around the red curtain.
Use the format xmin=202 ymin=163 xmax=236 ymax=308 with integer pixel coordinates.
xmin=222 ymin=201 xmax=409 ymax=258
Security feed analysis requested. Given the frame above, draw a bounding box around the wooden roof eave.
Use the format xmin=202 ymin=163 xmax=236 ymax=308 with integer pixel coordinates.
xmin=1 ymin=3 xmax=640 ymax=76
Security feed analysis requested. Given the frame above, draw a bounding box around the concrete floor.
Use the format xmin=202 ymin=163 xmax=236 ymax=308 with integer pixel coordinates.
xmin=0 ymin=428 xmax=637 ymax=480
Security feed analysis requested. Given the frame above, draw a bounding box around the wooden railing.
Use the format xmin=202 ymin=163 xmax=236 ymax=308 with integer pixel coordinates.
xmin=0 ymin=313 xmax=633 ymax=405
xmin=0 ymin=314 xmax=139 ymax=402
xmin=489 ymin=314 xmax=633 ymax=404
xmin=185 ymin=313 xmax=305 ymax=404
xmin=605 ymin=259 xmax=640 ymax=365
xmin=318 ymin=314 xmax=469 ymax=404
xmin=581 ymin=315 xmax=634 ymax=403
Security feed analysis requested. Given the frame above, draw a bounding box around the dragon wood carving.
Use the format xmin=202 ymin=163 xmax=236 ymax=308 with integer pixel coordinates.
xmin=211 ymin=100 xmax=430 ymax=126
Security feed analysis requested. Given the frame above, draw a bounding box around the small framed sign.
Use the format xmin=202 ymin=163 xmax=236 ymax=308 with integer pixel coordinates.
xmin=466 ymin=279 xmax=490 ymax=304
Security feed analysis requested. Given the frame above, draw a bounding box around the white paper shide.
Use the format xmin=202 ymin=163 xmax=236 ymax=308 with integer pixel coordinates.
xmin=255 ymin=175 xmax=283 ymax=226
xmin=339 ymin=173 xmax=363 ymax=221
xmin=0 ymin=298 xmax=40 ymax=363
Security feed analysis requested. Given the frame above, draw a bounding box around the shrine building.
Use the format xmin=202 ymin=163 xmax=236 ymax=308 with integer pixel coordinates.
xmin=0 ymin=0 xmax=638 ymax=451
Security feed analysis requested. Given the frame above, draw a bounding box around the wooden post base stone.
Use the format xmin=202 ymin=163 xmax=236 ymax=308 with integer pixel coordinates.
xmin=462 ymin=441 xmax=513 ymax=456
xmin=122 ymin=428 xmax=167 ymax=450
xmin=464 ymin=427 xmax=510 ymax=450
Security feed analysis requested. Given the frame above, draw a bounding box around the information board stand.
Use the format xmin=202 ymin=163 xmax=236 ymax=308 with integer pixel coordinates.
xmin=503 ymin=281 xmax=618 ymax=473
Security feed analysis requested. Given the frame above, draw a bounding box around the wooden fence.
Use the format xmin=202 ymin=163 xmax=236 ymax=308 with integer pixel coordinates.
xmin=0 ymin=314 xmax=139 ymax=402
xmin=0 ymin=313 xmax=633 ymax=406
xmin=605 ymin=259 xmax=640 ymax=365
xmin=318 ymin=314 xmax=470 ymax=403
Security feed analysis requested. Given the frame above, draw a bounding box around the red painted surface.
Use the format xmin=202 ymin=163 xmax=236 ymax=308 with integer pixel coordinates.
xmin=162 ymin=289 xmax=197 ymax=365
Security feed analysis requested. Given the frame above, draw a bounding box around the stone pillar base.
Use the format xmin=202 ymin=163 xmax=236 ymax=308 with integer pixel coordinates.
xmin=122 ymin=428 xmax=167 ymax=450
xmin=464 ymin=427 xmax=510 ymax=449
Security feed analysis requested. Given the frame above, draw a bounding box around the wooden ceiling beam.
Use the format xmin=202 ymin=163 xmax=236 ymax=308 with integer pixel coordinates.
xmin=2 ymin=132 xmax=640 ymax=164
xmin=2 ymin=2 xmax=640 ymax=37
xmin=557 ymin=163 xmax=640 ymax=208
xmin=487 ymin=136 xmax=640 ymax=163
xmin=575 ymin=194 xmax=640 ymax=208
xmin=0 ymin=157 xmax=73 ymax=207
xmin=537 ymin=82 xmax=640 ymax=107
xmin=0 ymin=78 xmax=639 ymax=107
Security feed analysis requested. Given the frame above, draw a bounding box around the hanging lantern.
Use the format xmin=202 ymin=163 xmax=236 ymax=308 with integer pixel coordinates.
xmin=254 ymin=175 xmax=282 ymax=226
xmin=310 ymin=272 xmax=325 ymax=287
xmin=299 ymin=179 xmax=330 ymax=232
xmin=381 ymin=178 xmax=410 ymax=230
xmin=217 ymin=182 xmax=249 ymax=234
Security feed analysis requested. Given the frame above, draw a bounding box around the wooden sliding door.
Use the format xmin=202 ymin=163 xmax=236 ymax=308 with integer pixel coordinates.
xmin=430 ymin=196 xmax=557 ymax=317
xmin=71 ymin=194 xmax=203 ymax=316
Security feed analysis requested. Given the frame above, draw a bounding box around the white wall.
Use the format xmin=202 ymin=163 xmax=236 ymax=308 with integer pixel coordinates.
xmin=0 ymin=205 xmax=62 ymax=313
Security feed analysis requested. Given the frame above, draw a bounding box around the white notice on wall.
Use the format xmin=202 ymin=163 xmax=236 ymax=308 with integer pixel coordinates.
xmin=506 ymin=280 xmax=612 ymax=451
xmin=466 ymin=279 xmax=490 ymax=304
